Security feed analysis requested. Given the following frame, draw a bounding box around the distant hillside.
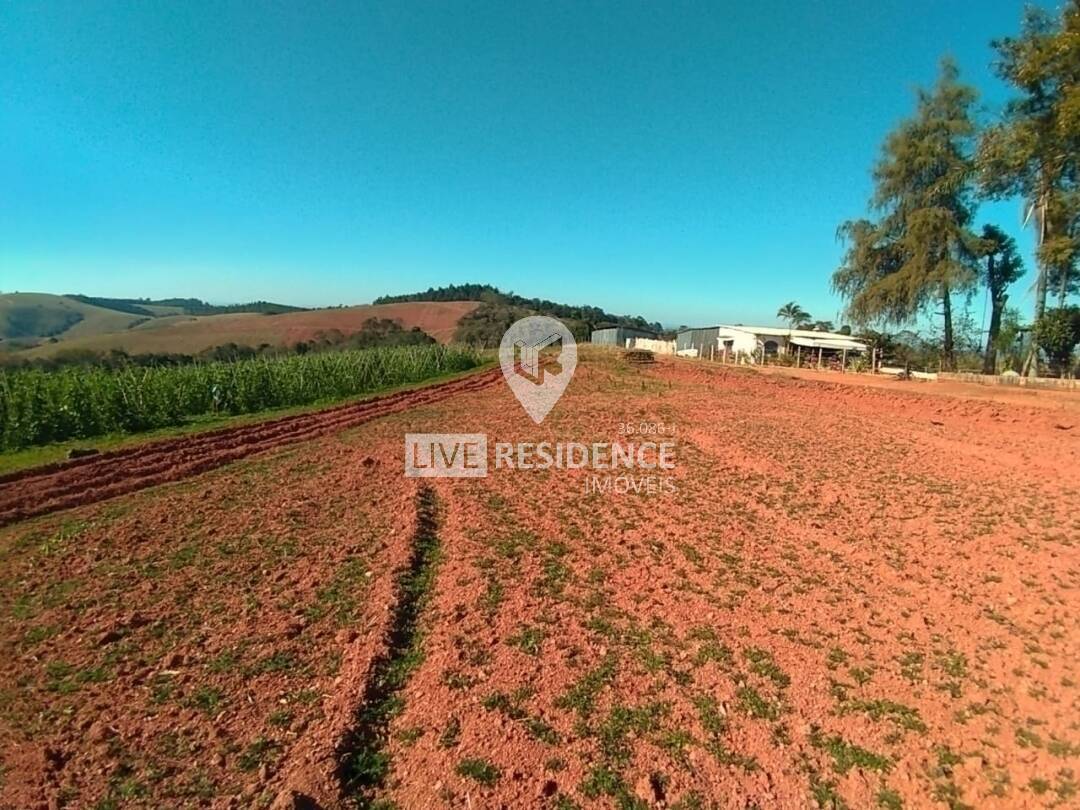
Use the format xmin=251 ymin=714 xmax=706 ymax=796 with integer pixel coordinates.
xmin=375 ymin=283 xmax=662 ymax=345
xmin=23 ymin=301 xmax=480 ymax=358
xmin=0 ymin=299 xmax=83 ymax=338
xmin=3 ymin=283 xmax=656 ymax=356
xmin=0 ymin=293 xmax=150 ymax=345
xmin=66 ymin=295 xmax=306 ymax=317
xmin=0 ymin=292 xmax=312 ymax=349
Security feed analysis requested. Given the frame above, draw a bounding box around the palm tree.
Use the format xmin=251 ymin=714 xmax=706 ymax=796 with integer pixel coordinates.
xmin=810 ymin=320 xmax=835 ymax=332
xmin=777 ymin=302 xmax=812 ymax=329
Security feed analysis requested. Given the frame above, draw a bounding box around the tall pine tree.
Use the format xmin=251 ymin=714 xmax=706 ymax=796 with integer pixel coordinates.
xmin=834 ymin=59 xmax=981 ymax=371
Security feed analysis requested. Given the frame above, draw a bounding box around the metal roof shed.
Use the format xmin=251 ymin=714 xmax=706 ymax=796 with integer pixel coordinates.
xmin=591 ymin=326 xmax=657 ymax=347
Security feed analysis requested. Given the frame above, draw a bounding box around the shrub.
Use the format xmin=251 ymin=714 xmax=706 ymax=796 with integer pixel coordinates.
xmin=1034 ymin=306 xmax=1080 ymax=377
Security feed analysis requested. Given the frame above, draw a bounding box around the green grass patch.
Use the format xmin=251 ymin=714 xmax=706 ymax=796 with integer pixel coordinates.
xmin=455 ymin=757 xmax=500 ymax=786
xmin=555 ymin=653 xmax=617 ymax=721
xmin=811 ymin=728 xmax=892 ymax=774
xmin=744 ymin=646 xmax=790 ymax=688
xmin=507 ymin=625 xmax=546 ymax=656
xmin=841 ymin=699 xmax=926 ymax=733
xmin=737 ymin=686 xmax=779 ymax=720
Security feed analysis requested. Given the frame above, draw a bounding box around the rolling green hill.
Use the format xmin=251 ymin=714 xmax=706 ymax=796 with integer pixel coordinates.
xmin=0 ymin=292 xmax=312 ymax=351
xmin=1 ymin=283 xmax=654 ymax=357
xmin=0 ymin=293 xmax=148 ymax=346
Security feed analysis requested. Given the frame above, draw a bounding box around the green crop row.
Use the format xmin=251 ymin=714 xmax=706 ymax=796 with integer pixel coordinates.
xmin=0 ymin=344 xmax=482 ymax=451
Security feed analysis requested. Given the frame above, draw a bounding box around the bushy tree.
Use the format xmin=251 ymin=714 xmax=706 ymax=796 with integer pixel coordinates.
xmin=994 ymin=307 xmax=1026 ymax=372
xmin=453 ymin=302 xmax=533 ymax=347
xmin=1033 ymin=306 xmax=1080 ymax=376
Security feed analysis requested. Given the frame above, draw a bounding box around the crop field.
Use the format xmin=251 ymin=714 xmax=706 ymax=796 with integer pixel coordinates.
xmin=1 ymin=351 xmax=1077 ymax=809
xmin=0 ymin=344 xmax=481 ymax=451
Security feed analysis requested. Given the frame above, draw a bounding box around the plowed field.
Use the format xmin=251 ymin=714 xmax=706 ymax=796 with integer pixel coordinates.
xmin=1 ymin=354 xmax=1077 ymax=810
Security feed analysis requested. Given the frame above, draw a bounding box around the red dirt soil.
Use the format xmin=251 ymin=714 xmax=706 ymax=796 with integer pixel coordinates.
xmin=753 ymin=362 xmax=1080 ymax=414
xmin=1 ymin=428 xmax=423 ymax=809
xmin=1 ymin=354 xmax=1077 ymax=809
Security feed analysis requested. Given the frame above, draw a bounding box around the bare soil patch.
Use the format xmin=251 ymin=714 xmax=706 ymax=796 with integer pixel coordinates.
xmin=751 ymin=362 xmax=1080 ymax=415
xmin=1 ymin=353 xmax=1077 ymax=808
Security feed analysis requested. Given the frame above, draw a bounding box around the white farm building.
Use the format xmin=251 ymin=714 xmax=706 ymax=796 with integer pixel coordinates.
xmin=676 ymin=324 xmax=867 ymax=363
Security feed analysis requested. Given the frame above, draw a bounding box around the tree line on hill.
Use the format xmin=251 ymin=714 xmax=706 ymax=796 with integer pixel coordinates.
xmin=66 ymin=295 xmax=306 ymax=317
xmin=374 ymin=283 xmax=663 ymax=346
xmin=833 ymin=3 xmax=1079 ymax=376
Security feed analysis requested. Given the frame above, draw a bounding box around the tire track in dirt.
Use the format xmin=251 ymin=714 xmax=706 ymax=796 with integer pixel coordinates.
xmin=0 ymin=369 xmax=500 ymax=527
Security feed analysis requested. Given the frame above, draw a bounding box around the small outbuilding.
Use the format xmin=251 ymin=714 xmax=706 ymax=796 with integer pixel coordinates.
xmin=676 ymin=327 xmax=725 ymax=357
xmin=590 ymin=326 xmax=658 ymax=347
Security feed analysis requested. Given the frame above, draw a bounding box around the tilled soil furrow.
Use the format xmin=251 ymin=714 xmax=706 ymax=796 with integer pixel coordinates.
xmin=4 ymin=373 xmax=491 ymax=501
xmin=336 ymin=485 xmax=441 ymax=807
xmin=0 ymin=369 xmax=499 ymax=525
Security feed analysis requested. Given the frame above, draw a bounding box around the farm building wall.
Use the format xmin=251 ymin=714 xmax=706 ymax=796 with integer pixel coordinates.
xmin=590 ymin=328 xmax=622 ymax=346
xmin=675 ymin=328 xmax=720 ymax=356
xmin=714 ymin=328 xmax=760 ymax=355
xmin=590 ymin=327 xmax=657 ymax=346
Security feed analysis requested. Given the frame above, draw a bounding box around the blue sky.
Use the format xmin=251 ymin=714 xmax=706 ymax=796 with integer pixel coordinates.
xmin=0 ymin=0 xmax=1054 ymax=328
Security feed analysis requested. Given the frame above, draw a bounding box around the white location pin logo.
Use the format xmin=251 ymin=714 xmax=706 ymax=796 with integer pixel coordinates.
xmin=499 ymin=316 xmax=577 ymax=424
